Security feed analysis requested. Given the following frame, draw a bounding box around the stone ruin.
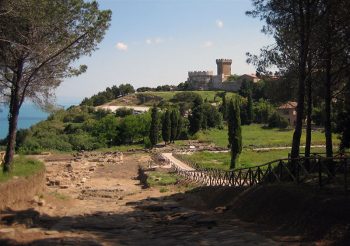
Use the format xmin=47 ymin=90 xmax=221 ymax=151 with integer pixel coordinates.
xmin=45 ymin=151 xmax=123 ymax=191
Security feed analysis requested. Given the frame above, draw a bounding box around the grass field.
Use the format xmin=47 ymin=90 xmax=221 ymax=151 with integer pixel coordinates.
xmin=179 ymin=147 xmax=327 ymax=170
xmin=196 ymin=124 xmax=340 ymax=148
xmin=0 ymin=156 xmax=44 ymax=182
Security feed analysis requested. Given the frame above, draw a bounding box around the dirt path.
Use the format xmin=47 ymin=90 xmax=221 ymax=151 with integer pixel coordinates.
xmin=0 ymin=152 xmax=280 ymax=245
xmin=162 ymin=152 xmax=194 ymax=171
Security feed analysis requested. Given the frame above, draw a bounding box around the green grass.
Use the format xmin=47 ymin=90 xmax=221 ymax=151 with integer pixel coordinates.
xmin=179 ymin=147 xmax=327 ymax=170
xmin=146 ymin=171 xmax=178 ymax=187
xmin=0 ymin=156 xmax=45 ymax=183
xmin=97 ymin=144 xmax=144 ymax=152
xmin=196 ymin=124 xmax=340 ymax=148
xmin=109 ymin=91 xmax=237 ymax=106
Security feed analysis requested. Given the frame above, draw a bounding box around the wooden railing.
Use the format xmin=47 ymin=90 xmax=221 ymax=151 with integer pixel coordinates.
xmin=161 ymin=153 xmax=350 ymax=190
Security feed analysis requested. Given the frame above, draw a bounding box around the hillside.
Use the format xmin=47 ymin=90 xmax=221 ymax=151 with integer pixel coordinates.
xmin=104 ymin=91 xmax=236 ymax=107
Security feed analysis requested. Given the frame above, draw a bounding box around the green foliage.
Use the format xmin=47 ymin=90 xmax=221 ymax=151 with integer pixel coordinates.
xmin=115 ymin=107 xmax=134 ymax=117
xmin=81 ymin=84 xmax=135 ymax=106
xmin=247 ymin=92 xmax=254 ymax=125
xmin=162 ymin=110 xmax=171 ymax=144
xmin=227 ymin=99 xmax=242 ymax=169
xmin=189 ymin=105 xmax=203 ymax=135
xmin=119 ymin=113 xmax=151 ymax=145
xmin=170 ymin=109 xmax=180 ymax=143
xmin=170 ymin=91 xmax=203 ymax=106
xmin=149 ymin=106 xmax=159 ymax=147
xmin=17 ymin=105 xmax=153 ymax=152
xmin=68 ymin=133 xmax=102 ymax=151
xmin=202 ymin=103 xmax=223 ymax=129
xmin=312 ymin=106 xmax=325 ymax=126
xmin=91 ymin=115 xmax=119 ymax=147
xmin=268 ymin=112 xmax=289 ymax=129
xmin=253 ymin=99 xmax=275 ymax=124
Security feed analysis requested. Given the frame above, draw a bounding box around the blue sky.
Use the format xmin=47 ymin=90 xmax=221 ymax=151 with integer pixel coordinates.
xmin=56 ymin=0 xmax=273 ymax=103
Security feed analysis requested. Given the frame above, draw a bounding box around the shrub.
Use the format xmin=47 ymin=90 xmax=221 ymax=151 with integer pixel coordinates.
xmin=268 ymin=112 xmax=289 ymax=129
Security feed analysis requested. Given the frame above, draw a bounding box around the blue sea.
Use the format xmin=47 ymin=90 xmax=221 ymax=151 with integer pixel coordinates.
xmin=0 ymin=101 xmax=79 ymax=139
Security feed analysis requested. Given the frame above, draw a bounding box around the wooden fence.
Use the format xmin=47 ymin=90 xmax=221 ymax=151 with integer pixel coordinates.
xmin=160 ymin=153 xmax=350 ymax=190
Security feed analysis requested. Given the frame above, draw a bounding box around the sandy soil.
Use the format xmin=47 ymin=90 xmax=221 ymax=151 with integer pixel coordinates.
xmin=0 ymin=152 xmax=282 ymax=245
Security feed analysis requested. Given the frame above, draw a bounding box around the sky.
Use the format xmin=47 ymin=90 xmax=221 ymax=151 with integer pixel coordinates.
xmin=56 ymin=0 xmax=273 ymax=104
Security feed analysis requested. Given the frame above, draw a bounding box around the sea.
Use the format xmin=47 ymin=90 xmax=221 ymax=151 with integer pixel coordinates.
xmin=0 ymin=100 xmax=79 ymax=140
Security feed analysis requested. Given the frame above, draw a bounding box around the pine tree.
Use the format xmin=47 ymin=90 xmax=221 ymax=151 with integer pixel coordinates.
xmin=228 ymin=99 xmax=242 ymax=169
xmin=162 ymin=110 xmax=171 ymax=145
xmin=170 ymin=109 xmax=179 ymax=143
xmin=149 ymin=106 xmax=159 ymax=147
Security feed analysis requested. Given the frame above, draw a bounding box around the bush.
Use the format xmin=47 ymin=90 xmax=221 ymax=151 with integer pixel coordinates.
xmin=268 ymin=112 xmax=289 ymax=129
xmin=143 ymin=137 xmax=153 ymax=149
xmin=253 ymin=99 xmax=275 ymax=124
xmin=115 ymin=107 xmax=134 ymax=117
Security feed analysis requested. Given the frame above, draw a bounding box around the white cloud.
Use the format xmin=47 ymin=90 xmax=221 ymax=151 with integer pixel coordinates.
xmin=155 ymin=37 xmax=164 ymax=44
xmin=201 ymin=41 xmax=213 ymax=48
xmin=115 ymin=42 xmax=128 ymax=51
xmin=216 ymin=19 xmax=224 ymax=28
xmin=145 ymin=37 xmax=165 ymax=45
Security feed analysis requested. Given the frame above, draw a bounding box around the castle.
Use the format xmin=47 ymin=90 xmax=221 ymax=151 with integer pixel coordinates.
xmin=187 ymin=59 xmax=259 ymax=91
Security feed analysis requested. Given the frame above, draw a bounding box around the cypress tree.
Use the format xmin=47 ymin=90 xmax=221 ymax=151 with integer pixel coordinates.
xmin=170 ymin=109 xmax=179 ymax=143
xmin=176 ymin=116 xmax=183 ymax=139
xmin=221 ymin=93 xmax=228 ymax=121
xmin=228 ymin=99 xmax=242 ymax=169
xmin=149 ymin=106 xmax=159 ymax=147
xmin=189 ymin=105 xmax=203 ymax=135
xmin=162 ymin=110 xmax=171 ymax=145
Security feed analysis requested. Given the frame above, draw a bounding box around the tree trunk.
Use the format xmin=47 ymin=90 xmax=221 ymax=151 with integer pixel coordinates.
xmin=324 ymin=0 xmax=333 ymax=159
xmin=3 ymin=58 xmax=24 ymax=173
xmin=3 ymin=87 xmax=20 ymax=172
xmin=305 ymin=56 xmax=313 ymax=161
xmin=291 ymin=2 xmax=308 ymax=160
xmin=324 ymin=57 xmax=333 ymax=158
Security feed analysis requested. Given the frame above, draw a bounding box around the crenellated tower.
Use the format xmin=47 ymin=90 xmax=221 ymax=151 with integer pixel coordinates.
xmin=216 ymin=59 xmax=232 ymax=79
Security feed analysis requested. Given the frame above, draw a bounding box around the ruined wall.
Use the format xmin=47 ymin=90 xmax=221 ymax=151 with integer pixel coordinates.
xmin=0 ymin=169 xmax=45 ymax=211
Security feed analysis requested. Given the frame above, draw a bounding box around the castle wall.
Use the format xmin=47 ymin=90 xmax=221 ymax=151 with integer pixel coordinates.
xmin=187 ymin=71 xmax=213 ymax=90
xmin=186 ymin=59 xmax=249 ymax=92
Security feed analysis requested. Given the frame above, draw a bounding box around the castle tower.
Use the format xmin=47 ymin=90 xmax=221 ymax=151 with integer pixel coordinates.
xmin=216 ymin=59 xmax=232 ymax=79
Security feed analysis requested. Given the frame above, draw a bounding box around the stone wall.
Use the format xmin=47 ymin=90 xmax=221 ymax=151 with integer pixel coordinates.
xmin=0 ymin=169 xmax=45 ymax=211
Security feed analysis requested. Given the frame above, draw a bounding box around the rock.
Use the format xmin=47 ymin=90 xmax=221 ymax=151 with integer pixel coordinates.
xmin=38 ymin=199 xmax=46 ymax=206
xmin=66 ymin=163 xmax=73 ymax=172
xmin=81 ymin=178 xmax=87 ymax=183
xmin=44 ymin=230 xmax=59 ymax=235
xmin=60 ymin=185 xmax=69 ymax=189
xmin=32 ymin=195 xmax=40 ymax=203
xmin=0 ymin=228 xmax=15 ymax=237
xmin=214 ymin=206 xmax=227 ymax=213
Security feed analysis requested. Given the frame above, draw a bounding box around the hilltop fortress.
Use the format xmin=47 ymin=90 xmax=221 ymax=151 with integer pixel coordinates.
xmin=187 ymin=59 xmax=259 ymax=91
